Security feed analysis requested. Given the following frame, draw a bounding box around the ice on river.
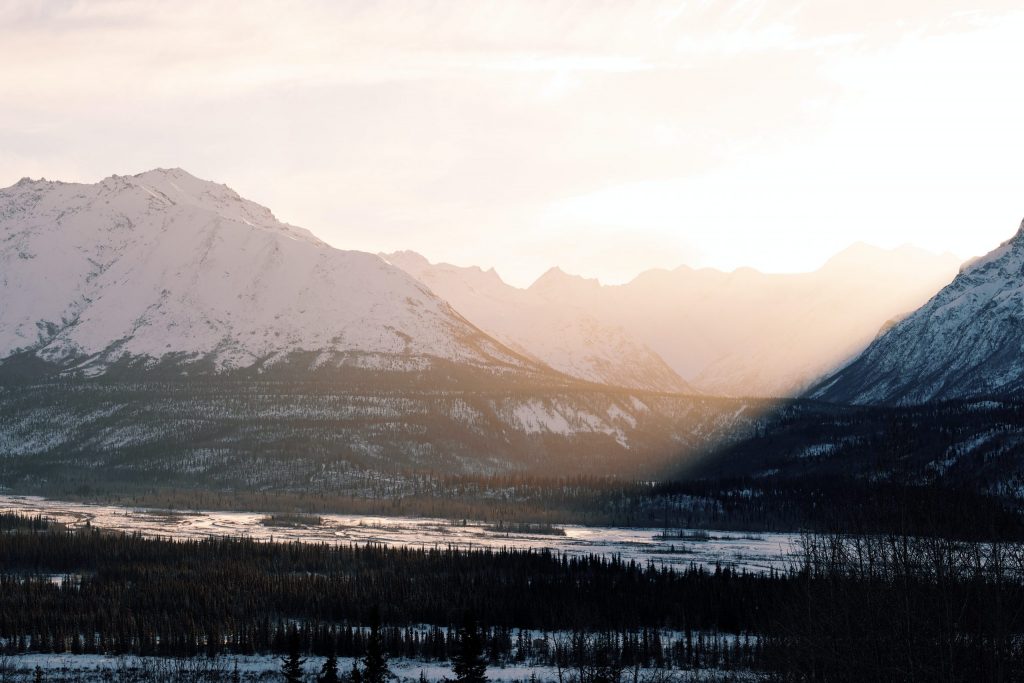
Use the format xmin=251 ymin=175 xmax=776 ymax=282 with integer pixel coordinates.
xmin=0 ymin=495 xmax=799 ymax=573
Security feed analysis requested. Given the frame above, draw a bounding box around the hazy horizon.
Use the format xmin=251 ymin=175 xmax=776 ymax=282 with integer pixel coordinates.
xmin=384 ymin=238 xmax=965 ymax=289
xmin=4 ymin=165 xmax=970 ymax=289
xmin=3 ymin=1 xmax=1023 ymax=286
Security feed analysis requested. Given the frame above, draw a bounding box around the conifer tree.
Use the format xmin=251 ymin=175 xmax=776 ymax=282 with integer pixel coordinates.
xmin=452 ymin=614 xmax=488 ymax=683
xmin=281 ymin=627 xmax=305 ymax=683
xmin=362 ymin=609 xmax=391 ymax=683
xmin=318 ymin=648 xmax=340 ymax=683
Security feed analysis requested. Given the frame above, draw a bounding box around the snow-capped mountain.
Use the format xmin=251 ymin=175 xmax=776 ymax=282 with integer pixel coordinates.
xmin=524 ymin=245 xmax=961 ymax=397
xmin=812 ymin=220 xmax=1024 ymax=405
xmin=0 ymin=168 xmax=759 ymax=484
xmin=381 ymin=252 xmax=692 ymax=393
xmin=0 ymin=169 xmax=538 ymax=378
xmin=0 ymin=166 xmax=970 ymax=486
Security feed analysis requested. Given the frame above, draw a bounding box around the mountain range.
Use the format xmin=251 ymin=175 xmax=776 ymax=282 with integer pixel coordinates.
xmin=4 ymin=168 xmax=960 ymax=398
xmin=0 ymin=169 xmax=765 ymax=491
xmin=380 ymin=251 xmax=693 ymax=393
xmin=0 ymin=169 xmax=538 ymax=380
xmin=510 ymin=244 xmax=961 ymax=396
xmin=691 ymin=218 xmax=1024 ymax=495
xmin=3 ymin=168 xmax=1022 ymax=494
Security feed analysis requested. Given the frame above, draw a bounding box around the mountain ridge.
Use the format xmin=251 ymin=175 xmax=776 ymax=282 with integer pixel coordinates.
xmin=381 ymin=250 xmax=693 ymax=393
xmin=811 ymin=218 xmax=1024 ymax=405
xmin=0 ymin=168 xmax=548 ymax=380
xmin=462 ymin=243 xmax=961 ymax=396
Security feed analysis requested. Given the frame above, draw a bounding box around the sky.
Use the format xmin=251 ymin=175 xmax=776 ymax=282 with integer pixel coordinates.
xmin=2 ymin=1 xmax=1024 ymax=287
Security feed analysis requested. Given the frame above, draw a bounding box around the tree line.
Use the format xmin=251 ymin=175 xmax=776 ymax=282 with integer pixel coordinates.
xmin=0 ymin=517 xmax=1022 ymax=681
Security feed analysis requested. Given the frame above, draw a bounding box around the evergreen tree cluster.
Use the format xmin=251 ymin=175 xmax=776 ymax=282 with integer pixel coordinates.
xmin=0 ymin=517 xmax=1022 ymax=680
xmin=0 ymin=526 xmax=777 ymax=644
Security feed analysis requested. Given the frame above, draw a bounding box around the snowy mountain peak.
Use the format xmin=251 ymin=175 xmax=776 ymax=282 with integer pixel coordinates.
xmin=383 ymin=250 xmax=431 ymax=269
xmin=528 ymin=266 xmax=602 ymax=298
xmin=0 ymin=170 xmax=539 ymax=378
xmin=382 ymin=252 xmax=508 ymax=291
xmin=127 ymin=167 xmax=241 ymax=204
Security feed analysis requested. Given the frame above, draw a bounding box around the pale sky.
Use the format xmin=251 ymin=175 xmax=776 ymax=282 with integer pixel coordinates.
xmin=2 ymin=1 xmax=1023 ymax=286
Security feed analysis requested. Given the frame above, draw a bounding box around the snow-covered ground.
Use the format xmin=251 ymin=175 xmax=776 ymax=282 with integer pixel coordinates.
xmin=0 ymin=495 xmax=799 ymax=573
xmin=0 ymin=653 xmax=763 ymax=682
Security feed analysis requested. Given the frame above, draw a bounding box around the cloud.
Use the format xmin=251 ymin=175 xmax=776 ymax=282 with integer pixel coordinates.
xmin=2 ymin=0 xmax=1023 ymax=283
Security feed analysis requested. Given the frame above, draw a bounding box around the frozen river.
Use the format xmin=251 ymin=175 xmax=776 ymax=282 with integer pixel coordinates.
xmin=0 ymin=494 xmax=800 ymax=573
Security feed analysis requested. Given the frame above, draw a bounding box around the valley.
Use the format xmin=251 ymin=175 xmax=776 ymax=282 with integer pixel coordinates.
xmin=8 ymin=5 xmax=1024 ymax=679
xmin=0 ymin=495 xmax=799 ymax=573
xmin=2 ymin=170 xmax=1024 ymax=682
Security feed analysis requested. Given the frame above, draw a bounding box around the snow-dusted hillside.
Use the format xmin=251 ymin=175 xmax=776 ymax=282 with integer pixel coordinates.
xmin=0 ymin=169 xmax=536 ymax=377
xmin=524 ymin=245 xmax=961 ymax=397
xmin=812 ymin=220 xmax=1024 ymax=405
xmin=381 ymin=252 xmax=692 ymax=393
xmin=0 ymin=380 xmax=768 ymax=484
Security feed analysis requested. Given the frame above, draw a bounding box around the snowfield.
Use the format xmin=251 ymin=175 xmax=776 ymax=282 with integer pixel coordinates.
xmin=0 ymin=652 xmax=764 ymax=682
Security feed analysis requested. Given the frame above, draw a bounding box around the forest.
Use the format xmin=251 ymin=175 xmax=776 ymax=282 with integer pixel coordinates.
xmin=0 ymin=514 xmax=1022 ymax=681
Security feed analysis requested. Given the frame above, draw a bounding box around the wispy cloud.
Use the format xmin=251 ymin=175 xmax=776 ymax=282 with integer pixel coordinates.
xmin=1 ymin=0 xmax=1022 ymax=285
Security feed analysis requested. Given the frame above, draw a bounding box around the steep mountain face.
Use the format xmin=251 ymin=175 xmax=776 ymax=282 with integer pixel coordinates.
xmin=812 ymin=220 xmax=1024 ymax=405
xmin=0 ymin=169 xmax=536 ymax=378
xmin=525 ymin=245 xmax=961 ymax=397
xmin=381 ymin=252 xmax=692 ymax=393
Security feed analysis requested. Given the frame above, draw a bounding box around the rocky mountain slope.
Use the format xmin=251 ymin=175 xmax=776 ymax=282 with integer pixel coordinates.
xmin=381 ymin=251 xmax=692 ymax=393
xmin=812 ymin=219 xmax=1024 ymax=405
